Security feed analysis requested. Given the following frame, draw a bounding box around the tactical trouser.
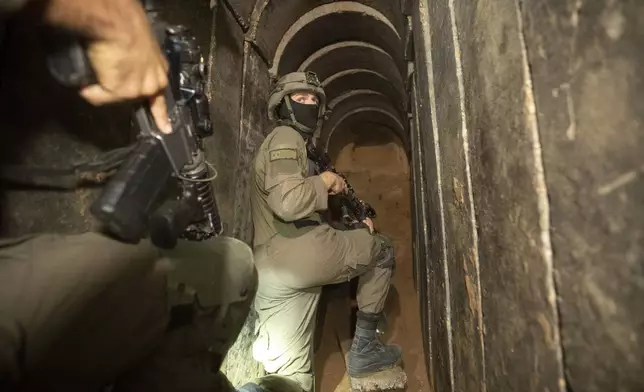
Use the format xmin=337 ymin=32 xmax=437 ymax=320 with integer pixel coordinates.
xmin=252 ymin=225 xmax=393 ymax=392
xmin=0 ymin=232 xmax=254 ymax=392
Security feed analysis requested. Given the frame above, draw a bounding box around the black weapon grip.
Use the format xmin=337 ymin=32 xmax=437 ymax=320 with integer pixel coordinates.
xmin=149 ymin=198 xmax=200 ymax=249
xmin=89 ymin=138 xmax=173 ymax=243
xmin=46 ymin=29 xmax=97 ymax=87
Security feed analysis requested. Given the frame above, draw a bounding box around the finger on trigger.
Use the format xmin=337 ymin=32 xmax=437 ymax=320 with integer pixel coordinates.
xmin=150 ymin=93 xmax=172 ymax=134
xmin=80 ymin=85 xmax=118 ymax=106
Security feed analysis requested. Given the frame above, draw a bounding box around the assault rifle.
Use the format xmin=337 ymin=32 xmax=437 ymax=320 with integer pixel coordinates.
xmin=306 ymin=142 xmax=376 ymax=230
xmin=44 ymin=1 xmax=222 ymax=249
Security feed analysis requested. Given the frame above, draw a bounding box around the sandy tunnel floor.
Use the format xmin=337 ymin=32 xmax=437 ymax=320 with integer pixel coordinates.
xmin=314 ymin=140 xmax=431 ymax=392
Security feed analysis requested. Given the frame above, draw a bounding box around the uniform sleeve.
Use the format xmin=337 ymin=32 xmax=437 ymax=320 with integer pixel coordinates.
xmin=264 ymin=127 xmax=328 ymax=221
xmin=0 ymin=0 xmax=29 ymax=14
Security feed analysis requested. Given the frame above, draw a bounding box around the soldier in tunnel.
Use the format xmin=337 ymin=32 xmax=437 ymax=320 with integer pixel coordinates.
xmin=249 ymin=71 xmax=403 ymax=391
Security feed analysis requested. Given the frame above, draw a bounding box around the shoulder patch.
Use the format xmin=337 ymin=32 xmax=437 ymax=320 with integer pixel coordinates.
xmin=269 ymin=148 xmax=298 ymax=162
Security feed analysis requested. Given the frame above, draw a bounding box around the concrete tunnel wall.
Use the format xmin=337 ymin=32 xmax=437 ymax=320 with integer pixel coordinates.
xmin=1 ymin=0 xmax=643 ymax=391
xmin=410 ymin=1 xmax=644 ymax=392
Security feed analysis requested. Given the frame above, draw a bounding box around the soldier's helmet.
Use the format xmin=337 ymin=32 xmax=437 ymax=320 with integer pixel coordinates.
xmin=267 ymin=71 xmax=327 ymax=134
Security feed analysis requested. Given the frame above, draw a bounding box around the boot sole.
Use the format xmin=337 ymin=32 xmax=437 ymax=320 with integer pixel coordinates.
xmin=347 ymin=357 xmax=403 ymax=379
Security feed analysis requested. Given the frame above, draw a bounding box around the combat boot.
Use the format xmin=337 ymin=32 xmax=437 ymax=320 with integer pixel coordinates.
xmin=347 ymin=311 xmax=402 ymax=377
xmin=237 ymin=382 xmax=263 ymax=392
xmin=238 ymin=375 xmax=305 ymax=392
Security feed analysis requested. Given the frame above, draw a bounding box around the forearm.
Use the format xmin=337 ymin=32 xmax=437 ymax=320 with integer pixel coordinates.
xmin=0 ymin=0 xmax=28 ymax=14
xmin=42 ymin=0 xmax=148 ymax=40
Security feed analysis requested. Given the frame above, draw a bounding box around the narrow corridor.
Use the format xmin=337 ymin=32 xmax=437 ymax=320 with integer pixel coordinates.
xmin=314 ymin=131 xmax=430 ymax=392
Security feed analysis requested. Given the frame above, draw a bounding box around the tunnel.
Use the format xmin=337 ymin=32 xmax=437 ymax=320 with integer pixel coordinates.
xmin=0 ymin=0 xmax=643 ymax=392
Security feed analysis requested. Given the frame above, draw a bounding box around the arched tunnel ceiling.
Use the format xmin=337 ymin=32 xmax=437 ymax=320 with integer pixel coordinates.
xmin=322 ymin=69 xmax=406 ymax=116
xmin=270 ymin=3 xmax=404 ymax=77
xmin=327 ymin=90 xmax=386 ymax=110
xmin=248 ymin=0 xmax=410 ymax=153
xmin=326 ymin=91 xmax=405 ymax=123
xmin=298 ymin=41 xmax=405 ymax=101
xmin=322 ymin=106 xmax=405 ymax=152
xmin=249 ymin=1 xmax=406 ymax=72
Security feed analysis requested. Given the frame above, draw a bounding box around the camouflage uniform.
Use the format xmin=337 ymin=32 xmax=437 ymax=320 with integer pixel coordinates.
xmin=250 ymin=72 xmax=400 ymax=392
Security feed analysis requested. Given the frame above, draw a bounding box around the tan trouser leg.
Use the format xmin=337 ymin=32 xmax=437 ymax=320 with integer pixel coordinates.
xmin=264 ymin=226 xmax=392 ymax=313
xmin=0 ymin=233 xmax=169 ymax=391
xmin=253 ymin=261 xmax=320 ymax=392
xmin=252 ymin=225 xmax=393 ymax=390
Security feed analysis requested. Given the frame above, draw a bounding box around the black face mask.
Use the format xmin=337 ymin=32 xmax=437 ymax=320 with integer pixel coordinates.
xmin=278 ymin=97 xmax=319 ymax=131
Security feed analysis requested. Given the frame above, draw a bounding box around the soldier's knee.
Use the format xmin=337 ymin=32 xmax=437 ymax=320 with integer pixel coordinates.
xmin=373 ymin=234 xmax=395 ymax=269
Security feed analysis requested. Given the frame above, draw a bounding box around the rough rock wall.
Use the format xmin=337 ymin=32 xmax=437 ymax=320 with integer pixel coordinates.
xmin=410 ymin=0 xmax=644 ymax=391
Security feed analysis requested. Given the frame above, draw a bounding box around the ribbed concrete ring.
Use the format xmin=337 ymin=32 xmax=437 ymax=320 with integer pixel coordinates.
xmin=270 ymin=2 xmax=400 ymax=76
xmin=324 ymin=107 xmax=405 ymax=150
xmin=324 ymin=99 xmax=405 ymax=143
xmin=325 ymin=90 xmax=406 ymax=129
xmin=327 ymin=90 xmax=388 ymax=110
xmin=321 ymin=69 xmax=407 ymax=111
xmin=297 ymin=41 xmax=404 ymax=89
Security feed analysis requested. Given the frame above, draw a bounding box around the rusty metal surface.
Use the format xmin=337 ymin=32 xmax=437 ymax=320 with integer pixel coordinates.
xmin=522 ymin=0 xmax=644 ymax=390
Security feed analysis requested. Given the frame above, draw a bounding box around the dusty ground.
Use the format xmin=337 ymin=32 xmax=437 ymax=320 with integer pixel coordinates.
xmin=314 ymin=139 xmax=431 ymax=392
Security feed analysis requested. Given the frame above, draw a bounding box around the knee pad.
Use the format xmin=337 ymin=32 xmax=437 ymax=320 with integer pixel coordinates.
xmin=374 ymin=235 xmax=395 ymax=269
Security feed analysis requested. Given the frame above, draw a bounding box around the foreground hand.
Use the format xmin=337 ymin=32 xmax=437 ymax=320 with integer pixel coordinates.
xmin=320 ymin=171 xmax=347 ymax=195
xmin=82 ymin=36 xmax=171 ymax=134
xmin=362 ymin=217 xmax=375 ymax=234
xmin=44 ymin=0 xmax=172 ymax=134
